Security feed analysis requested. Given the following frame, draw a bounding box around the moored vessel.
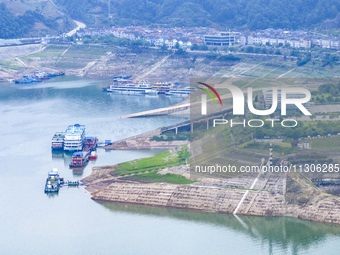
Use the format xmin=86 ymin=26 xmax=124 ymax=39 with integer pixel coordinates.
xmin=107 ymin=81 xmax=156 ymax=94
xmin=51 ymin=132 xmax=65 ymax=150
xmin=63 ymin=124 xmax=86 ymax=151
xmin=83 ymin=137 xmax=97 ymax=151
xmin=44 ymin=168 xmax=61 ymax=193
xmin=69 ymin=151 xmax=90 ymax=168
xmin=166 ymin=86 xmax=193 ymax=96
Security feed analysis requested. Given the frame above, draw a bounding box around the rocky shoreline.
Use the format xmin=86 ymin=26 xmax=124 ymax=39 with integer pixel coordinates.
xmin=82 ymin=163 xmax=340 ymax=226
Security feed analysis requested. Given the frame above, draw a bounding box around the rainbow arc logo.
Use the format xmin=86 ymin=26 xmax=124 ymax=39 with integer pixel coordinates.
xmin=198 ymin=82 xmax=222 ymax=106
xmin=198 ymin=82 xmax=222 ymax=115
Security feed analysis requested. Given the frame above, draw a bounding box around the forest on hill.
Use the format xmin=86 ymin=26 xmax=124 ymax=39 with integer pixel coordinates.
xmin=56 ymin=0 xmax=340 ymax=29
xmin=0 ymin=0 xmax=339 ymax=39
xmin=0 ymin=3 xmax=58 ymax=39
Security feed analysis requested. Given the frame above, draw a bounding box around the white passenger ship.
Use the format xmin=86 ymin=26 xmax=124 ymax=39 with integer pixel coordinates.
xmin=63 ymin=124 xmax=86 ymax=151
xmin=107 ymin=81 xmax=156 ymax=94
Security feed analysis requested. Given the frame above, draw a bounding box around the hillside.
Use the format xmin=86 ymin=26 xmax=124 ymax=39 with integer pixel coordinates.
xmin=0 ymin=1 xmax=74 ymax=38
xmin=56 ymin=0 xmax=340 ymax=30
xmin=0 ymin=0 xmax=338 ymax=38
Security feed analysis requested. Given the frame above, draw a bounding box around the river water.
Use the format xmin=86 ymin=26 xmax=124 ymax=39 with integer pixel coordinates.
xmin=0 ymin=77 xmax=339 ymax=255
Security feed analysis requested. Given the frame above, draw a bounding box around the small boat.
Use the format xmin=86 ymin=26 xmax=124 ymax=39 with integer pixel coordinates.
xmin=89 ymin=151 xmax=97 ymax=160
xmin=69 ymin=151 xmax=90 ymax=168
xmin=66 ymin=180 xmax=80 ymax=186
xmin=15 ymin=76 xmax=42 ymax=84
xmin=44 ymin=168 xmax=61 ymax=193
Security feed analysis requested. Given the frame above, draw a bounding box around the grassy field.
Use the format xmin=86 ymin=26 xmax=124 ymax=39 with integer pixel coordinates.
xmin=122 ymin=172 xmax=194 ymax=184
xmin=0 ymin=60 xmax=22 ymax=70
xmin=54 ymin=45 xmax=109 ymax=68
xmin=113 ymin=148 xmax=188 ymax=176
xmin=22 ymin=45 xmax=69 ymax=59
xmin=310 ymin=136 xmax=340 ymax=150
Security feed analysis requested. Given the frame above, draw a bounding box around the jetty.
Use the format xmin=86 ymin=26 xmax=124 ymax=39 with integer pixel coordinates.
xmin=121 ymin=102 xmax=190 ymax=118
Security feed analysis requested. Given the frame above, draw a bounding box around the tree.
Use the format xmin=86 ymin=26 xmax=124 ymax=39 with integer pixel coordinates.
xmin=190 ymin=43 xmax=198 ymax=51
xmin=326 ymin=95 xmax=334 ymax=102
xmin=175 ymin=42 xmax=180 ymax=49
xmin=160 ymin=44 xmax=168 ymax=51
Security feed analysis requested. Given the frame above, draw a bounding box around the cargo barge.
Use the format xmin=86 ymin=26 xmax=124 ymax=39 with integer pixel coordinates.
xmin=69 ymin=151 xmax=90 ymax=168
xmin=83 ymin=137 xmax=97 ymax=151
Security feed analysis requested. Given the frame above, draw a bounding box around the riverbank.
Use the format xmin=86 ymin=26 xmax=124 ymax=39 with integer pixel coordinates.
xmin=82 ymin=161 xmax=340 ymax=225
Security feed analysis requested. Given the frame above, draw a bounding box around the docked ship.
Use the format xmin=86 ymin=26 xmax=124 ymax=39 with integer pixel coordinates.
xmin=166 ymin=86 xmax=193 ymax=96
xmin=51 ymin=132 xmax=65 ymax=150
xmin=69 ymin=151 xmax=90 ymax=168
xmin=34 ymin=71 xmax=51 ymax=80
xmin=14 ymin=75 xmax=42 ymax=84
xmin=153 ymin=82 xmax=173 ymax=94
xmin=83 ymin=137 xmax=97 ymax=151
xmin=63 ymin=124 xmax=86 ymax=151
xmin=44 ymin=168 xmax=62 ymax=193
xmin=107 ymin=81 xmax=157 ymax=94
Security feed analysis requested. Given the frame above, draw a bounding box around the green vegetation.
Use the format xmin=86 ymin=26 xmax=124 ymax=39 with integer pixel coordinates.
xmin=54 ymin=45 xmax=108 ymax=68
xmin=80 ymin=35 xmax=150 ymax=50
xmin=190 ymin=44 xmax=208 ymax=51
xmin=113 ymin=147 xmax=189 ymax=176
xmin=151 ymin=133 xmax=190 ymax=141
xmin=0 ymin=3 xmax=58 ymax=38
xmin=122 ymin=172 xmax=194 ymax=184
xmin=0 ymin=60 xmax=22 ymax=70
xmin=56 ymin=0 xmax=107 ymax=26
xmin=22 ymin=45 xmax=68 ymax=59
xmin=310 ymin=136 xmax=340 ymax=150
xmin=242 ymin=141 xmax=297 ymax=155
xmin=311 ymin=82 xmax=340 ymax=104
xmin=57 ymin=0 xmax=340 ymax=30
xmin=297 ymin=55 xmax=311 ymax=66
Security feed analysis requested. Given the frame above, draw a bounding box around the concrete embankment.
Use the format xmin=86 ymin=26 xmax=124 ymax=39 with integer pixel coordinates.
xmin=91 ymin=182 xmax=286 ymax=216
xmin=83 ymin=164 xmax=340 ymax=225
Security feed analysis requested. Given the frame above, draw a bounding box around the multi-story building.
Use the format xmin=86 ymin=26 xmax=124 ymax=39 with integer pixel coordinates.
xmin=204 ymin=32 xmax=235 ymax=46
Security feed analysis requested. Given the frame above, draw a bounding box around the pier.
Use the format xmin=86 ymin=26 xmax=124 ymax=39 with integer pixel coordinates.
xmin=121 ymin=102 xmax=190 ymax=118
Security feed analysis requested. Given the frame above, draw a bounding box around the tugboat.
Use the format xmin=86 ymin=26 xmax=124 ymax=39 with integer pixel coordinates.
xmin=69 ymin=151 xmax=90 ymax=168
xmin=44 ymin=168 xmax=61 ymax=193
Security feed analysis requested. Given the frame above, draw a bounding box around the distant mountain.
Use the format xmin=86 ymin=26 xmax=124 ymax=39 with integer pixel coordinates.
xmin=56 ymin=0 xmax=340 ymax=30
xmin=0 ymin=1 xmax=73 ymax=39
xmin=1 ymin=0 xmax=339 ymax=39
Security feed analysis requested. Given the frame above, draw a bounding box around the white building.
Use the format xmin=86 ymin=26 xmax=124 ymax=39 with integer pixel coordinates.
xmin=204 ymin=32 xmax=235 ymax=46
